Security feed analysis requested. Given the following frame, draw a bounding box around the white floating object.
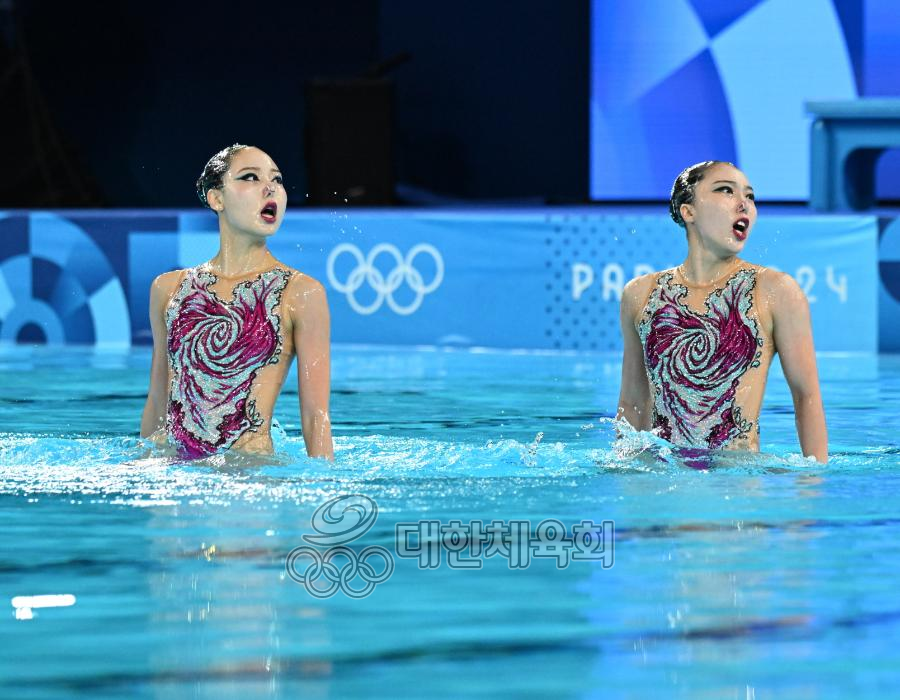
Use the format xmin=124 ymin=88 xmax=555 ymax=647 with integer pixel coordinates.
xmin=11 ymin=594 xmax=76 ymax=620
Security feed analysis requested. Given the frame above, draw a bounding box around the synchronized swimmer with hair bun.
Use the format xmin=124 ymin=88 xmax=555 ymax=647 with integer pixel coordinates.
xmin=140 ymin=152 xmax=825 ymax=464
xmin=141 ymin=144 xmax=334 ymax=460
xmin=617 ymin=161 xmax=828 ymax=462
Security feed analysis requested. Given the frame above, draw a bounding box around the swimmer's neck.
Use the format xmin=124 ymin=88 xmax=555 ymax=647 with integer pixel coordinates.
xmin=208 ymin=239 xmax=277 ymax=279
xmin=678 ymin=254 xmax=744 ymax=287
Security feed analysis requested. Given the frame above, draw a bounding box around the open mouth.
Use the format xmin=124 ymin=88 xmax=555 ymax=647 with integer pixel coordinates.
xmin=260 ymin=201 xmax=278 ymax=223
xmin=732 ymin=217 xmax=750 ymax=241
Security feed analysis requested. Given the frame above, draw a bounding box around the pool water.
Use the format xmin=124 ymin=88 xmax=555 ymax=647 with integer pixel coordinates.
xmin=1 ymin=345 xmax=899 ymax=698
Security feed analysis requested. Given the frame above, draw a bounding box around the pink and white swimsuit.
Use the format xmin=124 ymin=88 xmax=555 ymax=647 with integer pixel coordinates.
xmin=165 ymin=266 xmax=292 ymax=458
xmin=638 ymin=268 xmax=763 ymax=449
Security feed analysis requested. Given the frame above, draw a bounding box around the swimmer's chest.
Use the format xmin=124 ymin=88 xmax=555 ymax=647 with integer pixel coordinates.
xmin=167 ymin=267 xmax=295 ymax=358
xmin=639 ymin=268 xmax=772 ymax=358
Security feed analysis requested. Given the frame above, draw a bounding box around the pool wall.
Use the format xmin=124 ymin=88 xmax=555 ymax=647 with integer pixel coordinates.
xmin=0 ymin=209 xmax=888 ymax=351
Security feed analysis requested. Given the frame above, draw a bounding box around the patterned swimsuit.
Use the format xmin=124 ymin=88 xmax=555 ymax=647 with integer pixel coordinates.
xmin=165 ymin=266 xmax=292 ymax=458
xmin=638 ymin=268 xmax=763 ymax=449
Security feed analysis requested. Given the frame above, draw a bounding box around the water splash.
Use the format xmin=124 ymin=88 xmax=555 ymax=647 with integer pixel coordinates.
xmin=0 ymin=424 xmax=838 ymax=508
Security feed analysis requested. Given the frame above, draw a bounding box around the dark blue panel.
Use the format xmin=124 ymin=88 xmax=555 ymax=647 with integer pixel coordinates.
xmin=689 ymin=0 xmax=762 ymax=37
xmin=0 ymin=215 xmax=29 ymax=260
xmin=61 ymin=303 xmax=95 ymax=344
xmin=634 ymin=50 xmax=737 ymax=194
xmin=865 ymin=0 xmax=900 ymax=199
xmin=691 ymin=0 xmax=762 ymax=38
xmin=50 ymin=269 xmax=88 ymax=317
xmin=879 ymin=261 xmax=900 ymax=301
xmin=864 ymin=0 xmax=900 ymax=95
xmin=16 ymin=323 xmax=47 ymax=344
xmin=832 ymin=0 xmax=865 ymax=91
xmin=31 ymin=258 xmax=62 ymax=303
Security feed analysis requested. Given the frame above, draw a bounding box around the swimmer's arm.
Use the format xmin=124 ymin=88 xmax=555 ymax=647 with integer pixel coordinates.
xmin=292 ymin=280 xmax=335 ymax=461
xmin=140 ymin=275 xmax=173 ymax=440
xmin=772 ymin=273 xmax=828 ymax=463
xmin=616 ymin=279 xmax=652 ymax=432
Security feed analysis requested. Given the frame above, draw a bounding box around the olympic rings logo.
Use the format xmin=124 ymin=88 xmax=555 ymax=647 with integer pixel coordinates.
xmin=286 ymin=545 xmax=394 ymax=599
xmin=326 ymin=243 xmax=444 ymax=315
xmin=285 ymin=495 xmax=395 ymax=598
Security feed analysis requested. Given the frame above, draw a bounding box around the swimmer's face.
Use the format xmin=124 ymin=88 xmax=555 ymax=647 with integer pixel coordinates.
xmin=208 ymin=147 xmax=286 ymax=236
xmin=679 ymin=163 xmax=756 ymax=254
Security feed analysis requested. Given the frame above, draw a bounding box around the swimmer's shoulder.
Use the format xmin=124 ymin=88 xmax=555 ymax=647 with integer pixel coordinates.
xmin=278 ymin=265 xmax=325 ymax=295
xmin=152 ymin=269 xmax=185 ymax=290
xmin=278 ymin=266 xmax=329 ymax=311
xmin=746 ymin=265 xmax=809 ymax=337
xmin=622 ymin=268 xmax=669 ymax=314
xmin=752 ymin=265 xmax=808 ymax=309
xmin=149 ymin=269 xmax=190 ymax=308
xmin=751 ymin=264 xmax=803 ymax=297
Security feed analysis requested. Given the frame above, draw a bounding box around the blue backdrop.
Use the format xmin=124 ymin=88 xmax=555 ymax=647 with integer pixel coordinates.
xmin=0 ymin=209 xmax=882 ymax=352
xmin=589 ymin=0 xmax=900 ymax=201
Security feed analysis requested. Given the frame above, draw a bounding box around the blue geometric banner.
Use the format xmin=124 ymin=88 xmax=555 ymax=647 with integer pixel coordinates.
xmin=0 ymin=209 xmax=882 ymax=352
xmin=591 ymin=0 xmax=860 ymax=200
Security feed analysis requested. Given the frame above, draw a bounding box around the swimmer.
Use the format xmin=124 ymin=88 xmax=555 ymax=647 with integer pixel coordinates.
xmin=616 ymin=161 xmax=827 ymax=463
xmin=140 ymin=144 xmax=334 ymax=460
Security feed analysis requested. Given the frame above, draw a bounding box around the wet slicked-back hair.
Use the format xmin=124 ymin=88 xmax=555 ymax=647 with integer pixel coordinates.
xmin=669 ymin=160 xmax=734 ymax=227
xmin=195 ymin=144 xmax=249 ymax=208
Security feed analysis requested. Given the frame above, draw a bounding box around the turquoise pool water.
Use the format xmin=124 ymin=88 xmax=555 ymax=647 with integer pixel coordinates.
xmin=1 ymin=345 xmax=899 ymax=698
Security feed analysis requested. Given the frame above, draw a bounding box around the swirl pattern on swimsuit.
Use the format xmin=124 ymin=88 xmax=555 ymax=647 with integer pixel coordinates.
xmin=638 ymin=269 xmax=762 ymax=449
xmin=165 ymin=267 xmax=291 ymax=458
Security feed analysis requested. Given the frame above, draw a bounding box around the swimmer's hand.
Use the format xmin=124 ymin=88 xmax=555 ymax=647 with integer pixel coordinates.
xmin=147 ymin=429 xmax=167 ymax=446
